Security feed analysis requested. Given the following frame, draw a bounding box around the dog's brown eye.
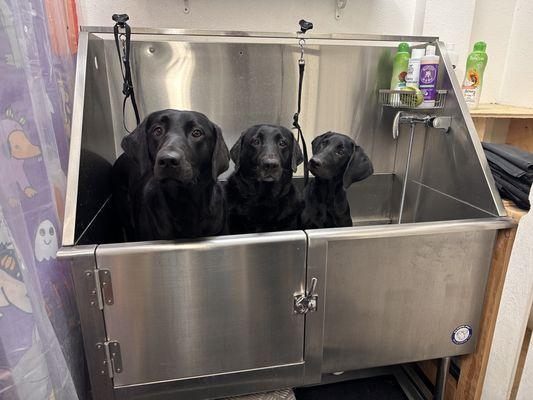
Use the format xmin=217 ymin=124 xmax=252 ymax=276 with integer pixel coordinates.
xmin=251 ymin=137 xmax=261 ymax=146
xmin=279 ymin=139 xmax=288 ymax=147
xmin=336 ymin=149 xmax=344 ymax=156
xmin=191 ymin=129 xmax=203 ymax=138
xmin=153 ymin=127 xmax=163 ymax=137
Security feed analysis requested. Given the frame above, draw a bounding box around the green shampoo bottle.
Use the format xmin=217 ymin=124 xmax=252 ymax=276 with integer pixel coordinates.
xmin=462 ymin=42 xmax=488 ymax=109
xmin=390 ymin=42 xmax=411 ymax=90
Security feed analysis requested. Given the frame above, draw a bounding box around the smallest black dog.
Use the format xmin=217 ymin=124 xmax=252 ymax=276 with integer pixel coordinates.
xmin=302 ymin=132 xmax=373 ymax=228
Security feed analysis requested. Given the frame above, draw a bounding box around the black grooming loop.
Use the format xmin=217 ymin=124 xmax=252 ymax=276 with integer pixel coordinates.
xmin=113 ymin=14 xmax=140 ymax=133
xmin=293 ymin=19 xmax=313 ymax=184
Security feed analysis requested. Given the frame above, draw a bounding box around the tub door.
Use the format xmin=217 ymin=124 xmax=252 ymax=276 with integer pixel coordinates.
xmin=95 ymin=231 xmax=312 ymax=397
xmin=307 ymin=219 xmax=509 ymax=374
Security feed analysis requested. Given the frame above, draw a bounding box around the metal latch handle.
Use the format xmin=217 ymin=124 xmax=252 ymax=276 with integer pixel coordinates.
xmin=294 ymin=277 xmax=318 ymax=314
xmin=308 ymin=277 xmax=317 ymax=296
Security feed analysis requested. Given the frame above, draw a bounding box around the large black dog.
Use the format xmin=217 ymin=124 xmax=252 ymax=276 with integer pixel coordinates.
xmin=112 ymin=109 xmax=230 ymax=241
xmin=225 ymin=124 xmax=304 ymax=234
xmin=302 ymin=132 xmax=373 ymax=228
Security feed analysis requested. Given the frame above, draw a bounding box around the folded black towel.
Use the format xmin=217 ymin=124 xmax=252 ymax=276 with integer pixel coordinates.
xmin=488 ymin=161 xmax=532 ymax=189
xmin=482 ymin=142 xmax=533 ymax=173
xmin=493 ymin=177 xmax=530 ymax=209
xmin=492 ymin=172 xmax=530 ymax=207
xmin=482 ymin=142 xmax=532 ymax=210
xmin=485 ymin=150 xmax=529 ymax=179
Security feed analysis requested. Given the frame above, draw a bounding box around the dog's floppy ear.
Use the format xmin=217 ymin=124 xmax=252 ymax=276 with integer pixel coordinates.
xmin=343 ymin=143 xmax=374 ymax=189
xmin=121 ymin=118 xmax=151 ymax=175
xmin=211 ymin=122 xmax=230 ymax=180
xmin=311 ymin=132 xmax=332 ymax=153
xmin=230 ymin=128 xmax=248 ymax=172
xmin=291 ymin=137 xmax=304 ymax=173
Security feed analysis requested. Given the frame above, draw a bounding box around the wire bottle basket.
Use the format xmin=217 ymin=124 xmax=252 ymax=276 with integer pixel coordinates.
xmin=379 ymin=89 xmax=447 ymax=109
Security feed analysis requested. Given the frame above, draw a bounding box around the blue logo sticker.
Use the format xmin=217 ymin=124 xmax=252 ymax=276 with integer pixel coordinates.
xmin=452 ymin=325 xmax=472 ymax=345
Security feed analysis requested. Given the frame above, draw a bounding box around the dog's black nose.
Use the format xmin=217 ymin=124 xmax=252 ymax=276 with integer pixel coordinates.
xmin=262 ymin=158 xmax=280 ymax=170
xmin=157 ymin=155 xmax=180 ymax=168
xmin=310 ymin=158 xmax=322 ymax=169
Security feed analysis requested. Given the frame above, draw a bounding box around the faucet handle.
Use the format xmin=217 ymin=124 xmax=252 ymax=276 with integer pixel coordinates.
xmin=392 ymin=111 xmax=404 ymax=140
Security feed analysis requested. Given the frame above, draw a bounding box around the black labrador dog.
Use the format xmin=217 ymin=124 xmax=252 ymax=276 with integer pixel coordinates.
xmin=112 ymin=109 xmax=230 ymax=241
xmin=302 ymin=132 xmax=373 ymax=228
xmin=225 ymin=124 xmax=304 ymax=234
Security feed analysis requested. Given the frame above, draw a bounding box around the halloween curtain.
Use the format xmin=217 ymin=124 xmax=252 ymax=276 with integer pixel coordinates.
xmin=0 ymin=0 xmax=82 ymax=399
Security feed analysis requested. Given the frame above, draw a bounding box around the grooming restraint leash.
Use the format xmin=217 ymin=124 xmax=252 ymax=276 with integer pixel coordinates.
xmin=293 ymin=19 xmax=313 ymax=185
xmin=113 ymin=14 xmax=140 ymax=133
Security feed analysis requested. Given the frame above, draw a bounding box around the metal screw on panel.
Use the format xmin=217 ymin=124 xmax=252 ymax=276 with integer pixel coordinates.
xmin=148 ymin=47 xmax=155 ymax=54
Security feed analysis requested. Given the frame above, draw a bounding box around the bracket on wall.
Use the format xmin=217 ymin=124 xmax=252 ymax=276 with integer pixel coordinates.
xmin=183 ymin=0 xmax=190 ymax=14
xmin=336 ymin=0 xmax=348 ymax=20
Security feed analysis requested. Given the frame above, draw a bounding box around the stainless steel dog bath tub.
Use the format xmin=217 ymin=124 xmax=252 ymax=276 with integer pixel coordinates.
xmin=59 ymin=28 xmax=514 ymax=399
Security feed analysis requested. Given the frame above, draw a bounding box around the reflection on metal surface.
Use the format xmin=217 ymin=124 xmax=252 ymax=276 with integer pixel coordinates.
xmin=314 ymin=229 xmax=497 ymax=372
xmin=96 ymin=231 xmax=307 ymax=387
xmin=399 ymin=123 xmax=415 ymax=223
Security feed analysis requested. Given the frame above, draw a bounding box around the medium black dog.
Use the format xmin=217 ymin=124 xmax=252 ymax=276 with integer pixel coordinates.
xmin=112 ymin=109 xmax=230 ymax=241
xmin=302 ymin=132 xmax=373 ymax=229
xmin=225 ymin=124 xmax=304 ymax=234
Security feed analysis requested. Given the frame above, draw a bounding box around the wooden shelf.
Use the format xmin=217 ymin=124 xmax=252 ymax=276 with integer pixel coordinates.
xmin=470 ymin=104 xmax=533 ymax=119
xmin=503 ymin=200 xmax=528 ymax=222
xmin=470 ymin=104 xmax=533 ymax=152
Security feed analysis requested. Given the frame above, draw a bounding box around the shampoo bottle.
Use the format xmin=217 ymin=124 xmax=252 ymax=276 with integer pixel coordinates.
xmin=390 ymin=42 xmax=410 ymax=90
xmin=419 ymin=45 xmax=440 ymax=108
xmin=405 ymin=48 xmax=426 ymax=88
xmin=461 ymin=42 xmax=488 ymax=109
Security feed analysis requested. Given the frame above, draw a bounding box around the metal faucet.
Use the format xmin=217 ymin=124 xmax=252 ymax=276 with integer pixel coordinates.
xmin=393 ymin=111 xmax=452 ymax=139
xmin=392 ymin=111 xmax=452 ymax=224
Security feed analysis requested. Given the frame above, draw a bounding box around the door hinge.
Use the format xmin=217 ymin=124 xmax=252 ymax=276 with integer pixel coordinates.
xmin=294 ymin=277 xmax=318 ymax=314
xmin=84 ymin=269 xmax=101 ymax=309
xmin=96 ymin=341 xmax=123 ymax=378
xmin=85 ymin=269 xmax=114 ymax=309
xmin=98 ymin=269 xmax=114 ymax=306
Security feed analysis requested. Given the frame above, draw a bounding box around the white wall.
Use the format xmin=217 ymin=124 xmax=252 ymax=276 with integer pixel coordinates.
xmin=470 ymin=0 xmax=533 ymax=107
xmin=470 ymin=0 xmax=517 ymax=104
xmin=78 ymin=0 xmax=419 ymax=35
xmin=517 ymin=330 xmax=533 ymax=400
xmin=497 ymin=0 xmax=533 ymax=107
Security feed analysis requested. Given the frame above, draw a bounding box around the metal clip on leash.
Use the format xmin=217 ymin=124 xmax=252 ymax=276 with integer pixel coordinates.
xmin=293 ymin=19 xmax=313 ymax=185
xmin=112 ymin=13 xmax=140 ymax=133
